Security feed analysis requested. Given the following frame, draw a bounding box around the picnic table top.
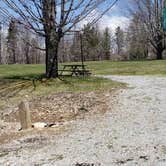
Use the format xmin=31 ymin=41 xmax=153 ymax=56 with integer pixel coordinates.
xmin=59 ymin=64 xmax=91 ymax=77
xmin=62 ymin=64 xmax=86 ymax=67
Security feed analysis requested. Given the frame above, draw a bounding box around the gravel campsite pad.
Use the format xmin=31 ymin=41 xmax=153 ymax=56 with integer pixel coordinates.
xmin=0 ymin=76 xmax=166 ymax=166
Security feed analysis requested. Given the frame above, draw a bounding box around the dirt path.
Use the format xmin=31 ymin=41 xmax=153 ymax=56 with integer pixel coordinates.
xmin=0 ymin=76 xmax=166 ymax=166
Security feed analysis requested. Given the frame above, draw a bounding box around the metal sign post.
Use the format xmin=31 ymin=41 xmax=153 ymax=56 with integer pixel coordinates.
xmin=163 ymin=0 xmax=166 ymax=51
xmin=80 ymin=33 xmax=84 ymax=70
xmin=163 ymin=0 xmax=166 ymax=30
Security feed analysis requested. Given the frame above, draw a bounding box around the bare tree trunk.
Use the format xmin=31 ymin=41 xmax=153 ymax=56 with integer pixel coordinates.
xmin=25 ymin=42 xmax=30 ymax=64
xmin=156 ymin=37 xmax=164 ymax=60
xmin=45 ymin=34 xmax=59 ymax=78
xmin=7 ymin=18 xmax=17 ymax=64
xmin=156 ymin=48 xmax=163 ymax=60
xmin=8 ymin=46 xmax=16 ymax=64
xmin=43 ymin=0 xmax=61 ymax=78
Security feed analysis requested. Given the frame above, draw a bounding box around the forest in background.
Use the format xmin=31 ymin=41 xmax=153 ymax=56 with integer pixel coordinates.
xmin=0 ymin=0 xmax=166 ymax=65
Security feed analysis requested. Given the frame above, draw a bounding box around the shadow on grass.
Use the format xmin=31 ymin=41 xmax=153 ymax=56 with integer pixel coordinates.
xmin=1 ymin=73 xmax=45 ymax=80
xmin=0 ymin=73 xmax=44 ymax=98
xmin=0 ymin=74 xmax=75 ymax=98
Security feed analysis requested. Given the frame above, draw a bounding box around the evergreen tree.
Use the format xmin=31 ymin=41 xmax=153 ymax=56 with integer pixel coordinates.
xmin=83 ymin=24 xmax=100 ymax=61
xmin=101 ymin=27 xmax=111 ymax=60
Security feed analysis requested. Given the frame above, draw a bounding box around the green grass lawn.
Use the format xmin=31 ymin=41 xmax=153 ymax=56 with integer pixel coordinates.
xmin=0 ymin=62 xmax=126 ymax=110
xmin=84 ymin=60 xmax=166 ymax=76
xmin=0 ymin=64 xmax=44 ymax=78
xmin=0 ymin=60 xmax=165 ymax=110
xmin=0 ymin=76 xmax=124 ymax=110
xmin=0 ymin=60 xmax=165 ymax=78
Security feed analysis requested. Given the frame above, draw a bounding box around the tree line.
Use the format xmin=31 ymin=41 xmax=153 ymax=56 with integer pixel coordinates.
xmin=0 ymin=19 xmax=44 ymax=64
xmin=0 ymin=0 xmax=166 ymax=77
xmin=0 ymin=0 xmax=119 ymax=78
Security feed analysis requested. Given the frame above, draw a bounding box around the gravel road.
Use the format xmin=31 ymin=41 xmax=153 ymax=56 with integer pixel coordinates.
xmin=0 ymin=76 xmax=166 ymax=166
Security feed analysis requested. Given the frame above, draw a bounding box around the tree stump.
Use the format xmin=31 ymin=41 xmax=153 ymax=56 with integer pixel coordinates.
xmin=18 ymin=100 xmax=32 ymax=130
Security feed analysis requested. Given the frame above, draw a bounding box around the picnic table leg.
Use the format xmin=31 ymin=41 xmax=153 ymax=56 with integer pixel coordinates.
xmin=60 ymin=66 xmax=66 ymax=76
xmin=71 ymin=66 xmax=77 ymax=76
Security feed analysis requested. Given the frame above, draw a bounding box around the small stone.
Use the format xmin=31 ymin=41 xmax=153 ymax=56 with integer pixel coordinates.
xmin=33 ymin=122 xmax=47 ymax=128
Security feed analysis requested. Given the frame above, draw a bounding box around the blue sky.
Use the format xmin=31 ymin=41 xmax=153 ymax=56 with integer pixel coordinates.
xmin=0 ymin=0 xmax=132 ymax=34
xmin=80 ymin=0 xmax=132 ymax=32
xmin=107 ymin=0 xmax=134 ymax=20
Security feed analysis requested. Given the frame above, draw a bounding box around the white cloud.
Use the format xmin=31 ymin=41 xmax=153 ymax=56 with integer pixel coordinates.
xmin=80 ymin=6 xmax=130 ymax=32
xmin=80 ymin=12 xmax=131 ymax=33
xmin=98 ymin=15 xmax=131 ymax=32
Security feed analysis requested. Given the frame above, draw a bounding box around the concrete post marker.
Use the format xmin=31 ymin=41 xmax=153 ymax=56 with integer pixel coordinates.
xmin=18 ymin=100 xmax=32 ymax=130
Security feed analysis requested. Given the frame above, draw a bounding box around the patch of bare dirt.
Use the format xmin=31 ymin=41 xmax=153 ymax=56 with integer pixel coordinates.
xmin=0 ymin=91 xmax=113 ymax=145
xmin=2 ymin=91 xmax=110 ymax=123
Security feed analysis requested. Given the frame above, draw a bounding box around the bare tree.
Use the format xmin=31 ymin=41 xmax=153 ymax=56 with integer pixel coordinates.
xmin=1 ymin=0 xmax=119 ymax=78
xmin=30 ymin=38 xmax=41 ymax=64
xmin=134 ymin=0 xmax=165 ymax=60
xmin=22 ymin=30 xmax=31 ymax=64
xmin=7 ymin=18 xmax=17 ymax=64
xmin=115 ymin=26 xmax=124 ymax=56
xmin=126 ymin=13 xmax=148 ymax=60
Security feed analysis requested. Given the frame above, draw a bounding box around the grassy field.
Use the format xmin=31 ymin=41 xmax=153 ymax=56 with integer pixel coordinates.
xmin=0 ymin=60 xmax=165 ymax=110
xmin=84 ymin=60 xmax=166 ymax=76
xmin=0 ymin=60 xmax=166 ymax=78
xmin=0 ymin=64 xmax=44 ymax=78
xmin=0 ymin=63 xmax=128 ymax=94
xmin=0 ymin=62 xmax=126 ymax=110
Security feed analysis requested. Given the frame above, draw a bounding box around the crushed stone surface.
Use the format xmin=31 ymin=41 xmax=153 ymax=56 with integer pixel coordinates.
xmin=0 ymin=75 xmax=166 ymax=166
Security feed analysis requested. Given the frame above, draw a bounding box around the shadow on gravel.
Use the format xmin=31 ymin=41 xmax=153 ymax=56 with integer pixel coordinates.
xmin=75 ymin=163 xmax=101 ymax=166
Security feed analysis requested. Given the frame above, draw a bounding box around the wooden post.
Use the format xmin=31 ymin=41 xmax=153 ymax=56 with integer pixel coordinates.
xmin=18 ymin=100 xmax=32 ymax=130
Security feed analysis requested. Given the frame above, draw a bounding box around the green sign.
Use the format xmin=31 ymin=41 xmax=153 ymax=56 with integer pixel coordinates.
xmin=163 ymin=7 xmax=166 ymax=31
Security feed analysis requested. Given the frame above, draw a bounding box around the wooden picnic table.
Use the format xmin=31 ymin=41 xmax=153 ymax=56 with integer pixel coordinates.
xmin=59 ymin=64 xmax=91 ymax=76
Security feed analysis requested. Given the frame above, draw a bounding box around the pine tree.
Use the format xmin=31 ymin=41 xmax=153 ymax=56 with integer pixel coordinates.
xmin=83 ymin=24 xmax=100 ymax=61
xmin=102 ymin=27 xmax=111 ymax=60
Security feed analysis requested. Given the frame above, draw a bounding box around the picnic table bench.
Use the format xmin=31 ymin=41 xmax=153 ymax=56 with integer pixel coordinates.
xmin=59 ymin=64 xmax=91 ymax=76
